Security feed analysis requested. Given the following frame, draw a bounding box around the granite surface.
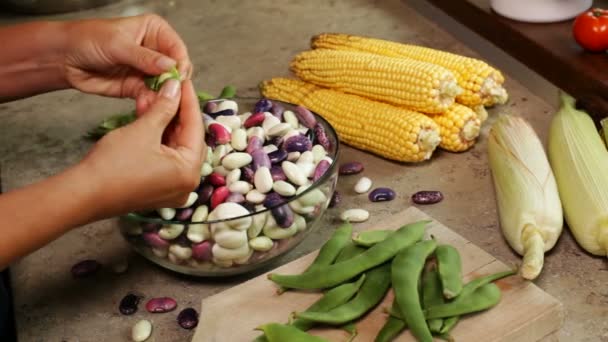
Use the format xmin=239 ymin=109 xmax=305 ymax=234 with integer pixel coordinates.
xmin=0 ymin=0 xmax=605 ymax=341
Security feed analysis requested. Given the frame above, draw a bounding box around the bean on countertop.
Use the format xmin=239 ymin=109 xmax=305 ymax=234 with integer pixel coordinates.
xmin=119 ymin=293 xmax=143 ymax=315
xmin=369 ymin=187 xmax=396 ymax=202
xmin=71 ymin=259 xmax=101 ymax=278
xmin=412 ymin=190 xmax=444 ymax=204
xmin=177 ymin=308 xmax=199 ymax=329
xmin=339 ymin=161 xmax=364 ymax=175
xmin=146 ymin=297 xmax=178 ymax=313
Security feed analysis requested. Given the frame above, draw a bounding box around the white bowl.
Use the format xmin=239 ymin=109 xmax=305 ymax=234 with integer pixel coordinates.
xmin=490 ymin=0 xmax=592 ymax=23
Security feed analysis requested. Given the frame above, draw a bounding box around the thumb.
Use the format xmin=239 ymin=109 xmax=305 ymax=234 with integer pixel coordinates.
xmin=140 ymin=79 xmax=182 ymax=129
xmin=113 ymin=41 xmax=177 ymax=76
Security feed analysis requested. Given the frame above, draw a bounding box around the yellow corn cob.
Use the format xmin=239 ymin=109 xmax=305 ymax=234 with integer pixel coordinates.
xmin=290 ymin=49 xmax=461 ymax=114
xmin=260 ymin=78 xmax=441 ymax=162
xmin=471 ymin=104 xmax=489 ymax=123
xmin=430 ymin=103 xmax=481 ymax=152
xmin=311 ymin=33 xmax=508 ymax=107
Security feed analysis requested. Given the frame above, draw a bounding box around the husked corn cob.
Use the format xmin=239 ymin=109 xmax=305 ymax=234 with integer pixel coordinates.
xmin=431 ymin=103 xmax=481 ymax=152
xmin=260 ymin=78 xmax=441 ymax=162
xmin=472 ymin=105 xmax=489 ymax=123
xmin=290 ymin=49 xmax=461 ymax=114
xmin=311 ymin=33 xmax=508 ymax=107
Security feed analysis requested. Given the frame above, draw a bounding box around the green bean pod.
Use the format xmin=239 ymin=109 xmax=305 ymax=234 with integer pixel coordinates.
xmin=218 ymin=85 xmax=237 ymax=99
xmin=295 ymin=263 xmax=392 ymax=324
xmin=341 ymin=322 xmax=358 ymax=342
xmin=255 ymin=323 xmax=330 ymax=342
xmin=374 ymin=301 xmax=407 ymax=342
xmin=425 ymin=283 xmax=502 ymax=319
xmin=436 ymin=245 xmax=463 ymax=299
xmin=458 ymin=269 xmax=515 ymax=298
xmin=306 ymin=222 xmax=353 ymax=273
xmin=268 ymin=221 xmax=428 ymax=290
xmin=144 ymin=66 xmax=181 ymax=91
xmin=422 ymin=268 xmax=445 ymax=333
xmin=439 ymin=316 xmax=459 ymax=335
xmin=290 ymin=274 xmax=366 ymax=331
xmin=352 ymin=230 xmax=393 ymax=247
xmin=334 ymin=242 xmax=367 ymax=263
xmin=392 ymin=240 xmax=438 ymax=342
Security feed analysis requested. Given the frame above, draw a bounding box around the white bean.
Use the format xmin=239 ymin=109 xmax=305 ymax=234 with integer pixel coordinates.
xmin=187 ymin=223 xmax=209 ymax=243
xmin=262 ymin=144 xmax=278 ymax=154
xmin=246 ymin=189 xmax=266 ymax=204
xmin=157 ymin=208 xmax=176 ymax=220
xmin=228 ymin=180 xmax=253 ymax=194
xmin=322 ymin=156 xmax=334 ymax=164
xmin=267 ymin=123 xmax=292 ymax=137
xmin=179 ymin=192 xmax=198 ymax=208
xmin=249 ymin=236 xmax=274 ymax=252
xmin=226 ymin=169 xmax=241 ymax=186
xmin=287 ymin=152 xmax=301 ymax=162
xmin=152 ymin=248 xmax=168 ymax=258
xmin=213 ymin=202 xmax=252 ymax=230
xmin=284 ymin=110 xmax=298 ymax=129
xmin=299 ymin=189 xmax=327 ymax=207
xmin=294 ymin=214 xmax=307 ymax=232
xmin=340 ymin=209 xmax=370 ymax=223
xmin=289 ymin=199 xmax=315 ymax=215
xmin=212 ymin=257 xmax=233 ymax=268
xmin=214 ymin=229 xmax=248 ymax=249
xmin=297 ymin=151 xmax=314 ymax=164
xmin=297 ymin=127 xmax=309 ymax=134
xmin=283 ymin=130 xmax=301 ymax=141
xmin=273 ymin=181 xmax=296 ymax=197
xmin=167 ymin=252 xmax=182 ymax=264
xmin=354 ymin=177 xmax=372 ymax=194
xmin=230 ymin=128 xmax=248 ymax=151
xmin=282 ymin=161 xmax=307 ymax=186
xmin=233 ymin=248 xmax=254 ymax=265
xmin=254 ymin=167 xmax=273 ymax=194
xmin=262 ymin=114 xmax=281 ymax=132
xmin=200 ymin=162 xmax=213 ymax=176
xmin=297 ymin=163 xmax=315 ymax=179
xmin=169 ymin=244 xmax=193 ymax=260
xmin=216 ymin=100 xmax=238 ymax=113
xmin=212 ymin=243 xmax=250 ymax=261
xmin=263 ymin=219 xmax=298 ymax=239
xmin=213 ymin=165 xmax=230 ymax=176
xmin=222 ymin=152 xmax=252 ymax=170
xmin=216 ymin=115 xmax=241 ymax=131
xmin=312 ymin=145 xmax=327 ymax=164
xmin=158 ymin=224 xmax=184 ymax=240
xmin=247 ymin=207 xmax=267 ymax=239
xmin=211 ymin=144 xmax=228 ymax=167
xmin=132 ymin=319 xmax=152 ymax=342
xmin=205 ymin=146 xmax=213 ymax=164
xmin=246 ymin=127 xmax=265 ymax=140
xmin=296 ymin=183 xmax=312 ymax=195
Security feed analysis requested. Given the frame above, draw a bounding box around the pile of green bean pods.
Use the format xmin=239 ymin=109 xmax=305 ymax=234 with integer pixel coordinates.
xmin=255 ymin=221 xmax=517 ymax=342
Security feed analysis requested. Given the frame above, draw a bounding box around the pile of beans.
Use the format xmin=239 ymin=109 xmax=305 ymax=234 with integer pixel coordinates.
xmin=121 ymin=98 xmax=337 ymax=270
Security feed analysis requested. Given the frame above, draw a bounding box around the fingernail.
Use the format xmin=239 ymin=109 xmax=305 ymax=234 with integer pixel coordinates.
xmin=160 ymin=79 xmax=180 ymax=99
xmin=157 ymin=56 xmax=176 ymax=71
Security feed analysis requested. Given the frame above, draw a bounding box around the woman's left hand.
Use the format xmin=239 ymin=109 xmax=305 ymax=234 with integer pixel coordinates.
xmin=62 ymin=14 xmax=192 ymax=114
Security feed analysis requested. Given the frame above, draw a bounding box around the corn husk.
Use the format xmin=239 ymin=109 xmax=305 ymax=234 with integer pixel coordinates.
xmin=488 ymin=115 xmax=563 ymax=279
xmin=548 ymin=92 xmax=608 ymax=256
xmin=601 ymin=118 xmax=608 ymax=147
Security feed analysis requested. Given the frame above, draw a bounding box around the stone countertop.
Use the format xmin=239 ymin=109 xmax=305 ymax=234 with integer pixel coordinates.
xmin=0 ymin=0 xmax=605 ymax=341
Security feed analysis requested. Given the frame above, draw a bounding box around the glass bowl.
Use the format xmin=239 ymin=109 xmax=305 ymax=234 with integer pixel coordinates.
xmin=118 ymin=98 xmax=340 ymax=276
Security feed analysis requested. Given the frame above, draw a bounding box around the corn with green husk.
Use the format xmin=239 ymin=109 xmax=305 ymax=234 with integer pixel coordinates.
xmin=548 ymin=92 xmax=608 ymax=256
xmin=488 ymin=115 xmax=563 ymax=279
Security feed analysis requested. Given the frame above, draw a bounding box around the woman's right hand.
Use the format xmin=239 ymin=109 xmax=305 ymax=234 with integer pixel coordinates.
xmin=82 ymin=79 xmax=205 ymax=217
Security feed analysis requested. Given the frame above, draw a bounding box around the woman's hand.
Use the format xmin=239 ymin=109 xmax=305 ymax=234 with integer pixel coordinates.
xmin=83 ymin=79 xmax=204 ymax=215
xmin=63 ymin=14 xmax=192 ymax=114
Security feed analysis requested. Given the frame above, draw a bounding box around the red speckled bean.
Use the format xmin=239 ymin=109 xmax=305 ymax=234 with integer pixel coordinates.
xmin=412 ymin=190 xmax=443 ymax=204
xmin=313 ymin=160 xmax=330 ymax=182
xmin=208 ymin=123 xmax=231 ymax=145
xmin=313 ymin=123 xmax=330 ymax=150
xmin=146 ymin=297 xmax=177 ymax=313
xmin=368 ymin=187 xmax=396 ymax=202
xmin=71 ymin=259 xmax=101 ymax=278
xmin=295 ymin=105 xmax=317 ymax=128
xmin=207 ymin=173 xmax=226 ymax=187
xmin=339 ymin=161 xmax=364 ymax=175
xmin=210 ymin=186 xmax=230 ymax=209
xmin=142 ymin=232 xmax=170 ymax=249
xmin=192 ymin=241 xmax=213 ymax=261
xmin=244 ymin=112 xmax=265 ymax=128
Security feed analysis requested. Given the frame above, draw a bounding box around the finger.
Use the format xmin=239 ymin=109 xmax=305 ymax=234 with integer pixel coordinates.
xmin=174 ymin=80 xmax=203 ymax=152
xmin=136 ymin=91 xmax=157 ymax=115
xmin=140 ymin=79 xmax=182 ymax=129
xmin=143 ymin=16 xmax=192 ymax=78
xmin=113 ymin=40 xmax=177 ymax=76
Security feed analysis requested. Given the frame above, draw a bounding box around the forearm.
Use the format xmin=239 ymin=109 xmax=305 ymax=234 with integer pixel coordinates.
xmin=0 ymin=162 xmax=101 ymax=269
xmin=0 ymin=21 xmax=69 ymax=103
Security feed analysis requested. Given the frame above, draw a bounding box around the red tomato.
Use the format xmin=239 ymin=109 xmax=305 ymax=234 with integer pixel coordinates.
xmin=573 ymin=8 xmax=608 ymax=52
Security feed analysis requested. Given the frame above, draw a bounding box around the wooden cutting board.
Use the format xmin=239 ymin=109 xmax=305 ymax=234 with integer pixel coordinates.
xmin=192 ymin=207 xmax=563 ymax=342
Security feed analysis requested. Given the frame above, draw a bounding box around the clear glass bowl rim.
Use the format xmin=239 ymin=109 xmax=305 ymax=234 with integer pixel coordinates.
xmin=122 ymin=97 xmax=340 ymax=225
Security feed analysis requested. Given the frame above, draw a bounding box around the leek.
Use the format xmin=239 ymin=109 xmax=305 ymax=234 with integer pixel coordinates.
xmin=488 ymin=115 xmax=563 ymax=279
xmin=548 ymin=92 xmax=608 ymax=256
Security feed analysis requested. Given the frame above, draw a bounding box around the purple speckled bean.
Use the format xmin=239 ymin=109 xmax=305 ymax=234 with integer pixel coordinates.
xmin=339 ymin=161 xmax=364 ymax=175
xmin=177 ymin=308 xmax=199 ymax=330
xmin=141 ymin=222 xmax=162 ymax=232
xmin=191 ymin=241 xmax=213 ymax=261
xmin=196 ymin=184 xmax=214 ymax=206
xmin=283 ymin=134 xmax=312 ymax=153
xmin=204 ymin=132 xmax=217 ymax=148
xmin=71 ymin=259 xmax=101 ymax=278
xmin=268 ymin=136 xmax=283 ymax=148
xmin=313 ymin=123 xmax=331 ymax=150
xmin=241 ymin=166 xmax=255 ymax=183
xmin=142 ymin=232 xmax=170 ymax=249
xmin=263 ymin=192 xmax=284 ymax=208
xmin=242 ymin=202 xmax=256 ymax=212
xmin=270 ymin=165 xmax=287 ymax=182
xmin=313 ymin=160 xmax=330 ymax=182
xmin=246 ymin=136 xmax=263 ymax=154
xmin=146 ymin=297 xmax=177 ymax=313
xmin=369 ymin=187 xmax=396 ymax=202
xmin=251 ymin=149 xmax=271 ymax=171
xmin=272 ymin=205 xmax=295 ymax=228
xmin=175 ymin=208 xmax=194 ymax=221
xmin=412 ymin=191 xmax=444 ymax=205
xmin=226 ymin=192 xmax=246 ymax=203
xmin=119 ymin=293 xmax=142 ymax=315
xmin=209 ymin=109 xmax=235 ymax=118
xmin=329 ymin=191 xmax=341 ymax=208
xmin=295 ymin=105 xmax=317 ymax=128
xmin=203 ymin=101 xmax=218 ymax=114
xmin=270 ymin=102 xmax=284 ymax=120
xmin=268 ymin=149 xmax=288 ymax=164
xmin=254 ymin=98 xmax=273 ymax=113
